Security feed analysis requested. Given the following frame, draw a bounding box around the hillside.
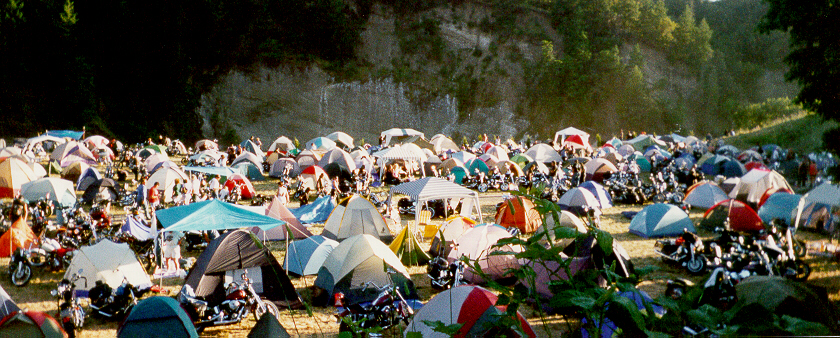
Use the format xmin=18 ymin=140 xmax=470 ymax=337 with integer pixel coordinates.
xmin=724 ymin=113 xmax=838 ymax=155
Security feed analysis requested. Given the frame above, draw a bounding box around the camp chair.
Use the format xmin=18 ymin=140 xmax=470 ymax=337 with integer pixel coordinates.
xmin=418 ymin=209 xmax=432 ymax=239
xmin=423 ymin=223 xmax=439 ymax=240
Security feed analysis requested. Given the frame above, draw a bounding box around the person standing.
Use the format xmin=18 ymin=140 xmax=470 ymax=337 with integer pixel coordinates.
xmin=276 ymin=181 xmax=289 ymax=205
xmin=162 ymin=230 xmax=184 ymax=272
xmin=148 ymin=182 xmax=161 ymax=210
xmin=173 ymin=178 xmax=185 ymax=206
xmin=209 ymin=175 xmax=221 ymax=198
xmin=135 ymin=179 xmax=149 ymax=217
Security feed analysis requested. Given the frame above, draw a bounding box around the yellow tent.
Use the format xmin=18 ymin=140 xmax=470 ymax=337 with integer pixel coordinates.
xmin=388 ymin=226 xmax=430 ymax=266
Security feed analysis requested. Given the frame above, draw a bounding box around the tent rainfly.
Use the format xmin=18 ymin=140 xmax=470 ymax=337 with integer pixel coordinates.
xmin=388 ymin=177 xmax=483 ymax=230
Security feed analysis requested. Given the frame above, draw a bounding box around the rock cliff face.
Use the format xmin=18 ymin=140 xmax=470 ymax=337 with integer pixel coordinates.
xmin=196 ymin=2 xmax=792 ymax=145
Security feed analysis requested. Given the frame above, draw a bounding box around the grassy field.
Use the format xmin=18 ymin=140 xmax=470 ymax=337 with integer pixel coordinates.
xmin=2 ymin=172 xmax=838 ymax=337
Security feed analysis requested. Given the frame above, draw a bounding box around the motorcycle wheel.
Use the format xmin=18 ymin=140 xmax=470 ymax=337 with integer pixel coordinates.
xmin=652 ymin=194 xmax=666 ymax=203
xmin=10 ymin=262 xmax=32 ymax=287
xmin=685 ymin=256 xmax=707 ymax=275
xmin=791 ymin=260 xmax=811 ymax=281
xmin=253 ymin=300 xmax=280 ymax=322
xmin=477 ymin=183 xmax=488 ymax=193
xmin=28 ymin=251 xmax=47 ymax=267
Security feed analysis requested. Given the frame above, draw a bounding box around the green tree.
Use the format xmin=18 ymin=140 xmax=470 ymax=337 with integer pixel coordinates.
xmin=670 ymin=3 xmax=713 ymax=69
xmin=759 ymin=0 xmax=840 ymax=154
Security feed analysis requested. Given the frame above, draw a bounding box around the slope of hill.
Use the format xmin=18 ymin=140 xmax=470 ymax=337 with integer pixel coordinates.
xmin=724 ymin=114 xmax=837 ymax=155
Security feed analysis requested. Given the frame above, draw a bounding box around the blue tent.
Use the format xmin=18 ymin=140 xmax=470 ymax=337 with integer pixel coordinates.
xmin=289 ymin=195 xmax=335 ymax=224
xmin=233 ymin=162 xmax=265 ymax=181
xmin=118 ymin=296 xmax=198 ymax=338
xmin=629 ymin=203 xmax=695 ymax=238
xmin=158 ymin=199 xmax=285 ymax=232
xmin=449 ymin=166 xmax=468 ymax=184
xmin=579 ymin=181 xmax=613 ymax=209
xmin=758 ymin=193 xmax=801 ymax=226
xmin=76 ymin=167 xmax=102 ymax=191
xmin=465 ymin=158 xmax=489 ymax=174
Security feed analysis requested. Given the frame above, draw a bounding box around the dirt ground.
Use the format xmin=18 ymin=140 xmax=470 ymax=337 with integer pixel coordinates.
xmin=2 ymin=178 xmax=838 ymax=337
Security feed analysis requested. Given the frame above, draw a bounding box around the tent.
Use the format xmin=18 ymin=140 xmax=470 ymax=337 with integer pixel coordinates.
xmin=495 ymin=196 xmax=542 ymax=234
xmin=0 ymin=310 xmax=66 ymax=338
xmin=404 ymin=285 xmax=536 ymax=338
xmin=683 ymin=181 xmax=729 ymax=210
xmin=758 ymin=186 xmax=793 ymax=208
xmin=239 ymin=139 xmax=265 ymax=159
xmin=389 ymin=177 xmax=483 ymax=229
xmin=298 ymin=164 xmax=326 ymax=190
xmin=283 ymin=235 xmax=339 ymax=276
xmin=268 ymin=136 xmax=295 ymax=153
xmin=757 ymin=193 xmax=801 ymax=226
xmin=295 ymin=149 xmax=321 ymax=170
xmin=305 ymin=137 xmax=336 ymax=151
xmin=248 ymin=312 xmax=290 ymax=338
xmin=519 ymin=254 xmax=592 ymax=300
xmin=50 ymin=141 xmax=96 ymax=167
xmin=75 ymin=167 xmax=101 ymax=191
xmin=558 ymin=188 xmax=601 ymax=217
xmin=629 ymin=203 xmax=695 ymax=238
xmin=158 ymin=199 xmax=286 ymax=233
xmin=184 ymin=229 xmax=300 ymax=307
xmin=584 ymin=158 xmax=617 ymax=182
xmin=318 ymin=148 xmax=356 ymax=172
xmin=325 ymin=131 xmax=354 ymax=149
xmin=794 ymin=183 xmax=840 ymax=232
xmin=322 ymin=195 xmax=393 ymax=242
xmin=288 ymin=195 xmax=335 ymax=224
xmin=524 ymin=143 xmax=562 ymax=163
xmin=147 ymin=166 xmax=189 ymax=203
xmin=194 ymin=139 xmax=218 ymax=151
xmin=447 ymin=224 xmax=522 ymax=283
xmin=314 ymin=234 xmax=416 ymax=304
xmin=554 ymin=127 xmax=590 ymax=147
xmin=388 ymin=226 xmax=430 ymax=266
xmin=0 ymin=158 xmax=39 ymax=198
xmin=19 ymin=177 xmax=76 ymax=208
xmin=579 ymin=181 xmax=613 ymax=209
xmin=64 ymin=239 xmax=152 ymax=297
xmin=81 ymin=178 xmax=120 ymax=204
xmin=0 ymin=284 xmax=19 ymax=319
xmin=535 ymin=210 xmax=588 ymax=249
xmin=626 ymin=134 xmax=666 ymax=151
xmin=735 ymin=276 xmax=838 ymax=332
xmin=431 ymin=136 xmax=460 ymax=154
xmin=465 ymin=157 xmax=489 ymax=174
xmin=233 ymin=162 xmax=265 ymax=181
xmin=729 ymin=169 xmax=792 ymax=208
xmin=143 ymin=153 xmax=170 ymax=173
xmin=450 ymin=151 xmax=476 ymax=164
xmin=380 ymin=128 xmax=424 ymax=147
xmin=700 ymin=199 xmax=764 ymax=232
xmin=269 ymin=158 xmax=300 ymax=178
xmin=117 ymin=296 xmax=198 ymax=338
xmin=251 ymin=197 xmax=312 ymax=241
xmin=120 ymin=215 xmax=156 ymax=241
xmin=0 ymin=216 xmax=36 ymax=258
xmin=231 ymin=152 xmax=263 ymax=169
xmin=222 ymin=173 xmax=256 ymax=199
xmin=430 ymin=215 xmax=477 ymax=257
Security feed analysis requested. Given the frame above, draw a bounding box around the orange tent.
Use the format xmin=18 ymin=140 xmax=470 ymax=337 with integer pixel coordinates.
xmin=0 ymin=214 xmax=36 ymax=258
xmin=495 ymin=196 xmax=542 ymax=234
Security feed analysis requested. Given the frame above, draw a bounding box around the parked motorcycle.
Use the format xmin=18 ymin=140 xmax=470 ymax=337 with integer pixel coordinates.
xmin=9 ymin=248 xmax=33 ymax=286
xmin=427 ymin=257 xmax=465 ymax=290
xmin=334 ymin=280 xmax=415 ymax=335
xmin=654 ymin=229 xmax=707 ymax=275
xmin=88 ymin=277 xmax=146 ymax=320
xmin=179 ymin=272 xmax=280 ymax=332
xmin=51 ymin=270 xmax=87 ymax=338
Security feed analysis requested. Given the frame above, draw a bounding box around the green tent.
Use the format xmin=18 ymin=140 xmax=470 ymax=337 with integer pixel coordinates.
xmin=144 ymin=144 xmax=167 ymax=155
xmin=233 ymin=162 xmax=265 ymax=181
xmin=389 ymin=226 xmax=430 ymax=266
xmin=118 ymin=296 xmax=198 ymax=338
xmin=158 ymin=199 xmax=285 ymax=232
xmin=248 ymin=312 xmax=290 ymax=338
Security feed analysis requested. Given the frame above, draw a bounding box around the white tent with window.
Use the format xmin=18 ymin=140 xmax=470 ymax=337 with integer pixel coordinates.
xmin=388 ymin=177 xmax=482 ymax=231
xmin=553 ymin=127 xmax=590 ymax=147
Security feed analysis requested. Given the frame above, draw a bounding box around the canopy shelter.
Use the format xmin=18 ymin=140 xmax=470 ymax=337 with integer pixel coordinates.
xmin=65 ymin=239 xmax=152 ymax=297
xmin=373 ymin=145 xmax=426 ymax=178
xmin=388 ymin=177 xmax=483 ymax=229
xmin=553 ymin=127 xmax=590 ymax=148
xmin=380 ymin=128 xmax=424 ymax=147
xmin=158 ymin=199 xmax=286 ymax=233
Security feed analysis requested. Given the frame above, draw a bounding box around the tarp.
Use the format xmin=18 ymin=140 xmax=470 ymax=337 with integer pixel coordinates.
xmin=118 ymin=296 xmax=198 ymax=338
xmin=322 ymin=195 xmax=392 ymax=242
xmin=315 ymin=234 xmax=415 ymax=303
xmin=447 ymin=224 xmax=522 ymax=283
xmin=20 ymin=177 xmax=77 ymax=208
xmin=288 ymin=195 xmax=335 ymax=224
xmin=629 ymin=203 xmax=695 ymax=238
xmin=283 ymin=235 xmax=339 ymax=276
xmin=404 ymin=285 xmax=536 ymax=338
xmin=389 ymin=226 xmax=430 ymax=266
xmin=45 ymin=130 xmax=84 ymax=140
xmin=158 ymin=199 xmax=286 ymax=233
xmin=64 ymin=239 xmax=152 ymax=296
xmin=184 ymin=229 xmax=300 ymax=307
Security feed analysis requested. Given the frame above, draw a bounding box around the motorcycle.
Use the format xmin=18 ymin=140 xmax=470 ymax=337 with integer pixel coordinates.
xmin=654 ymin=229 xmax=707 ymax=275
xmin=334 ymin=280 xmax=415 ymax=335
xmin=184 ymin=230 xmax=210 ymax=252
xmin=427 ymin=257 xmax=465 ymax=290
xmin=88 ymin=277 xmax=146 ymax=320
xmin=463 ymin=172 xmax=488 ymax=193
xmin=51 ymin=270 xmax=87 ymax=338
xmin=9 ymin=248 xmax=33 ymax=287
xmin=179 ymin=272 xmax=280 ymax=332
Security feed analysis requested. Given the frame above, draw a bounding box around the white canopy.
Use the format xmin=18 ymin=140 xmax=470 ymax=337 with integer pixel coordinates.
xmin=380 ymin=128 xmax=424 ymax=146
xmin=373 ymin=145 xmax=426 ymax=178
xmin=388 ymin=177 xmax=483 ymax=229
xmin=554 ymin=127 xmax=590 ymax=145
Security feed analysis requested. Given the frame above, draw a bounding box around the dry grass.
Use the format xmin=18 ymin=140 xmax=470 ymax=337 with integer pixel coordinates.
xmin=2 ymin=175 xmax=838 ymax=338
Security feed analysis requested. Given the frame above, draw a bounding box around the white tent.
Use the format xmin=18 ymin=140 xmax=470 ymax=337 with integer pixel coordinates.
xmin=524 ymin=143 xmax=562 ymax=163
xmin=553 ymin=127 xmax=591 ymax=148
xmin=388 ymin=177 xmax=483 ymax=230
xmin=322 ymin=195 xmax=393 ymax=241
xmin=64 ymin=240 xmax=152 ymax=295
xmin=729 ymin=169 xmax=792 ymax=207
xmin=794 ymin=183 xmax=840 ymax=228
xmin=380 ymin=128 xmax=424 ymax=147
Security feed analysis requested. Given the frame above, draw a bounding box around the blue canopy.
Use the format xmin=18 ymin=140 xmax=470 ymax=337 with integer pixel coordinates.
xmin=289 ymin=195 xmax=335 ymax=224
xmin=158 ymin=199 xmax=285 ymax=232
xmin=45 ymin=130 xmax=84 ymax=140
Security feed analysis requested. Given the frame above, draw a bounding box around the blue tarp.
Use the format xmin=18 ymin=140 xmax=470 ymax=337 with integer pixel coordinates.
xmin=289 ymin=195 xmax=335 ymax=224
xmin=45 ymin=130 xmax=84 ymax=140
xmin=158 ymin=199 xmax=285 ymax=232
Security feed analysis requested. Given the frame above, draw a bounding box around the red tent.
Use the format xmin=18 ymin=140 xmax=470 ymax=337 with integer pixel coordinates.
xmin=701 ymin=199 xmax=764 ymax=232
xmin=495 ymin=196 xmax=542 ymax=234
xmin=758 ymin=187 xmax=793 ymax=208
xmin=0 ymin=309 xmax=67 ymax=337
xmin=223 ymin=173 xmax=255 ymax=199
